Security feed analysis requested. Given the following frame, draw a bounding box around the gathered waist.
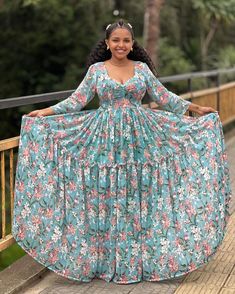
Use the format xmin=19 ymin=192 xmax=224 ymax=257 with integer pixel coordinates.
xmin=99 ymin=98 xmax=142 ymax=110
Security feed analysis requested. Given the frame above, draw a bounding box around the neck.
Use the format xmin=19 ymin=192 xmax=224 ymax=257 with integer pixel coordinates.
xmin=109 ymin=57 xmax=130 ymax=66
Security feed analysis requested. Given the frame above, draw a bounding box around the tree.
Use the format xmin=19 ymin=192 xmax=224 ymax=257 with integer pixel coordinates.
xmin=143 ymin=0 xmax=165 ymax=66
xmin=0 ymin=0 xmax=112 ymax=139
xmin=192 ymin=0 xmax=235 ymax=70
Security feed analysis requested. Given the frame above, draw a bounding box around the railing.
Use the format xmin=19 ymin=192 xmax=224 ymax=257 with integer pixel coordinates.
xmin=1 ymin=67 xmax=235 ymax=254
xmin=1 ymin=67 xmax=235 ymax=110
xmin=181 ymin=81 xmax=235 ymax=125
xmin=0 ymin=137 xmax=19 ymax=251
xmin=149 ymin=81 xmax=235 ymax=125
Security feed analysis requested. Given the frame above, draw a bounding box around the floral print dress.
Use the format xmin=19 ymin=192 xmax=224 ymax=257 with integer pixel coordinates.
xmin=12 ymin=61 xmax=232 ymax=284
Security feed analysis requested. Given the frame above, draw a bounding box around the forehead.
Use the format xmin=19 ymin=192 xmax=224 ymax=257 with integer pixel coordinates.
xmin=109 ymin=28 xmax=132 ymax=39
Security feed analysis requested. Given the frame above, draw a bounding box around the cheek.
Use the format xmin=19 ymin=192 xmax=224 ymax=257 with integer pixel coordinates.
xmin=125 ymin=43 xmax=132 ymax=48
xmin=110 ymin=42 xmax=117 ymax=48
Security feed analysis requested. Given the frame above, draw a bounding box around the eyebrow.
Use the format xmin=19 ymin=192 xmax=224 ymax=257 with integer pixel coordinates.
xmin=111 ymin=37 xmax=131 ymax=39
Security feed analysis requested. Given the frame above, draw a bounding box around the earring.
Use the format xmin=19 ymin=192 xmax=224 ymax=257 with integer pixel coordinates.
xmin=106 ymin=45 xmax=109 ymax=50
xmin=131 ymin=47 xmax=133 ymax=51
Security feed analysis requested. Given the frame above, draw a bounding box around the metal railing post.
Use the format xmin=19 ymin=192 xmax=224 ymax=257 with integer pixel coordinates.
xmin=216 ymin=73 xmax=220 ymax=112
xmin=187 ymin=77 xmax=193 ymax=117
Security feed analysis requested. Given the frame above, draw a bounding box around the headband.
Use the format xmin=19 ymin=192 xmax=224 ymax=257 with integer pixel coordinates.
xmin=105 ymin=22 xmax=133 ymax=31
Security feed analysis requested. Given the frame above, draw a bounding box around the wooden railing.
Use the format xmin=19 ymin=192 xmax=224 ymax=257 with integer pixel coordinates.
xmin=0 ymin=136 xmax=19 ymax=252
xmin=182 ymin=81 xmax=235 ymax=125
xmin=1 ymin=81 xmax=235 ymax=253
xmin=149 ymin=81 xmax=235 ymax=125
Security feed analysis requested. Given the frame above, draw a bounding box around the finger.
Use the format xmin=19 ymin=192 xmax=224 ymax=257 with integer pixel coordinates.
xmin=28 ymin=113 xmax=36 ymax=117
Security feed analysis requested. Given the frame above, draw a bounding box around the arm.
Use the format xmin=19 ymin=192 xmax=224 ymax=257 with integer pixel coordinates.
xmin=144 ymin=63 xmax=191 ymax=116
xmin=49 ymin=64 xmax=96 ymax=114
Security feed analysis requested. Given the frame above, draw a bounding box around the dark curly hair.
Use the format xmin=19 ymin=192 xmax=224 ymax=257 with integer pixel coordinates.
xmin=85 ymin=19 xmax=158 ymax=77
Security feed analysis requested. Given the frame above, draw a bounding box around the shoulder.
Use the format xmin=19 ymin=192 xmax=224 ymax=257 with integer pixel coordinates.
xmin=135 ymin=61 xmax=149 ymax=72
xmin=88 ymin=61 xmax=104 ymax=73
xmin=135 ymin=61 xmax=152 ymax=80
xmin=135 ymin=60 xmax=146 ymax=67
xmin=83 ymin=62 xmax=103 ymax=80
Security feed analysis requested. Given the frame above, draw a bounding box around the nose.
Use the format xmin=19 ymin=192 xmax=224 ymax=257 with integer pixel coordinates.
xmin=117 ymin=41 xmax=125 ymax=47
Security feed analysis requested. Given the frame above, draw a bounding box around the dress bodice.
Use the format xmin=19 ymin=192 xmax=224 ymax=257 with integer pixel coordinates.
xmin=50 ymin=60 xmax=191 ymax=116
xmin=96 ymin=61 xmax=146 ymax=109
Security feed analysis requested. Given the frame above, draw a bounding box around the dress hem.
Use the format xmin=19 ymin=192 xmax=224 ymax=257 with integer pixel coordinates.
xmin=11 ymin=212 xmax=231 ymax=285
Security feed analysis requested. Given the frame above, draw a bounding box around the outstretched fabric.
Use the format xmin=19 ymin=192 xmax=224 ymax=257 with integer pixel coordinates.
xmin=12 ymin=61 xmax=232 ymax=284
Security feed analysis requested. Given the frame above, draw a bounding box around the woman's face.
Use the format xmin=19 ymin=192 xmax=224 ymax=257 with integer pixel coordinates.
xmin=105 ymin=28 xmax=134 ymax=60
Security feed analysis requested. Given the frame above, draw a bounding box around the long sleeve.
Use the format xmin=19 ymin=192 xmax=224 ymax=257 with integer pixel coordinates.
xmin=50 ymin=64 xmax=96 ymax=114
xmin=143 ymin=62 xmax=191 ymax=116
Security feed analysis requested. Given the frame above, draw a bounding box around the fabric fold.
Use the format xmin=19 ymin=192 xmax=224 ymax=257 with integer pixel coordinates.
xmin=12 ymin=107 xmax=232 ymax=284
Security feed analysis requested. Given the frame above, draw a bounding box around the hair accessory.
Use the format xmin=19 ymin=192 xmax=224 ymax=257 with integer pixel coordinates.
xmin=127 ymin=23 xmax=132 ymax=29
xmin=105 ymin=24 xmax=112 ymax=30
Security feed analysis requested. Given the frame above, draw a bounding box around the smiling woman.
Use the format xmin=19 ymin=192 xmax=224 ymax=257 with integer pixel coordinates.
xmin=12 ymin=19 xmax=232 ymax=285
xmin=103 ymin=28 xmax=136 ymax=84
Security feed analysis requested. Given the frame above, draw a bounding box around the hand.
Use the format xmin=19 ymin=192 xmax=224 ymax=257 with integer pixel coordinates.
xmin=27 ymin=109 xmax=47 ymax=117
xmin=26 ymin=107 xmax=54 ymax=117
xmin=197 ymin=106 xmax=218 ymax=116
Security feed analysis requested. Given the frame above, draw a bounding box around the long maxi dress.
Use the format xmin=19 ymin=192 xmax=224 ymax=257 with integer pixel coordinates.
xmin=12 ymin=61 xmax=232 ymax=284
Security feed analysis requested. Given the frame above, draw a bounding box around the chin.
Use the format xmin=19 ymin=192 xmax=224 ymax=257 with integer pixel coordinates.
xmin=114 ymin=54 xmax=128 ymax=60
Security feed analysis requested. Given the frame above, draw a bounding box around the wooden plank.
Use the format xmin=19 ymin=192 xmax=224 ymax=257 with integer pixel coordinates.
xmin=0 ymin=235 xmax=16 ymax=252
xmin=0 ymin=136 xmax=20 ymax=151
xmin=1 ymin=151 xmax=6 ymax=238
xmin=10 ymin=149 xmax=14 ymax=225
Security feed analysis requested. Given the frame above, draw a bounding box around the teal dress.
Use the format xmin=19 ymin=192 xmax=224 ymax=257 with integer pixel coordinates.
xmin=12 ymin=61 xmax=232 ymax=284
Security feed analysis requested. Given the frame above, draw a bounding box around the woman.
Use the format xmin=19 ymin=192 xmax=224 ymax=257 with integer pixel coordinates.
xmin=12 ymin=19 xmax=232 ymax=284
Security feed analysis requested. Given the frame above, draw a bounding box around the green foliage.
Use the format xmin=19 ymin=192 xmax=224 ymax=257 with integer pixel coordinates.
xmin=0 ymin=0 xmax=112 ymax=139
xmin=214 ymin=45 xmax=235 ymax=69
xmin=192 ymin=0 xmax=235 ymax=23
xmin=160 ymin=1 xmax=201 ymax=70
xmin=161 ymin=0 xmax=235 ymax=71
xmin=157 ymin=38 xmax=197 ymax=93
xmin=22 ymin=0 xmax=42 ymax=6
xmin=213 ymin=45 xmax=235 ymax=83
xmin=121 ymin=0 xmax=145 ymax=37
xmin=0 ymin=2 xmax=71 ymax=98
xmin=158 ymin=37 xmax=195 ymax=76
xmin=0 ymin=0 xmax=112 ymax=99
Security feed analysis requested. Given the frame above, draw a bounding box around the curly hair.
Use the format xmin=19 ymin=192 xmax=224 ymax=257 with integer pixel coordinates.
xmin=85 ymin=19 xmax=158 ymax=77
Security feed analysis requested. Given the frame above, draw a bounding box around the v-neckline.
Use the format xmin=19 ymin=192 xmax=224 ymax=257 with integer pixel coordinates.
xmin=103 ymin=60 xmax=137 ymax=86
